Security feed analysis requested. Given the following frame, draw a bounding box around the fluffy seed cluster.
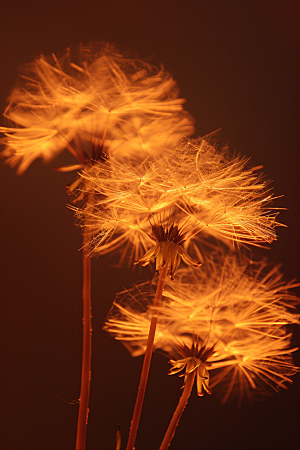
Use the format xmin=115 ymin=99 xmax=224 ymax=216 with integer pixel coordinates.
xmin=1 ymin=42 xmax=298 ymax=410
xmin=78 ymin=136 xmax=279 ymax=275
xmin=0 ymin=42 xmax=280 ymax=277
xmin=104 ymin=254 xmax=299 ymax=402
xmin=0 ymin=42 xmax=194 ymax=173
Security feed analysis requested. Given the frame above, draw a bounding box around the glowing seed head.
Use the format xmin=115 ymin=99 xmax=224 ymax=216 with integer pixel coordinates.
xmin=104 ymin=254 xmax=299 ymax=403
xmin=0 ymin=42 xmax=194 ymax=174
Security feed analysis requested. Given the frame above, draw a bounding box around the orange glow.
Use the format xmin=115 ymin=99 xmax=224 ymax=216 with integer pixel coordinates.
xmin=78 ymin=136 xmax=280 ymax=278
xmin=0 ymin=43 xmax=194 ymax=174
xmin=104 ymin=254 xmax=299 ymax=402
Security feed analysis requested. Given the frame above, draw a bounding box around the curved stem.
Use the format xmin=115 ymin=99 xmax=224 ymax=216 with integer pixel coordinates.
xmin=159 ymin=371 xmax=196 ymax=450
xmin=126 ymin=265 xmax=168 ymax=450
xmin=75 ymin=239 xmax=92 ymax=450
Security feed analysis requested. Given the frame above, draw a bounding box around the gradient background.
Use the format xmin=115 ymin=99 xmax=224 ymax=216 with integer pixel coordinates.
xmin=0 ymin=1 xmax=299 ymax=449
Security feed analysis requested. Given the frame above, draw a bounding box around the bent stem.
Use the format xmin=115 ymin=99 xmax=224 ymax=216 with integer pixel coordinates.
xmin=126 ymin=265 xmax=168 ymax=450
xmin=75 ymin=236 xmax=92 ymax=450
xmin=159 ymin=371 xmax=196 ymax=450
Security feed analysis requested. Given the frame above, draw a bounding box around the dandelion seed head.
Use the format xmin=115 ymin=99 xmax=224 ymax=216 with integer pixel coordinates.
xmin=1 ymin=42 xmax=194 ymax=173
xmin=78 ymin=135 xmax=281 ymax=272
xmin=104 ymin=254 xmax=299 ymax=402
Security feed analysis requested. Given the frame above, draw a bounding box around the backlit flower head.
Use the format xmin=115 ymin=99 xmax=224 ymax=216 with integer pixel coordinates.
xmin=78 ymin=135 xmax=280 ymax=274
xmin=0 ymin=42 xmax=194 ymax=174
xmin=104 ymin=254 xmax=299 ymax=402
xmin=77 ymin=148 xmax=206 ymax=277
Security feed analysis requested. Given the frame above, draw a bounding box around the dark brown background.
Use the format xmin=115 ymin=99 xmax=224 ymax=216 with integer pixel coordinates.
xmin=1 ymin=1 xmax=299 ymax=449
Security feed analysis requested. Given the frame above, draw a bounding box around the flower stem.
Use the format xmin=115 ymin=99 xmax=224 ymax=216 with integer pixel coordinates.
xmin=75 ymin=240 xmax=92 ymax=450
xmin=159 ymin=371 xmax=196 ymax=450
xmin=126 ymin=265 xmax=168 ymax=450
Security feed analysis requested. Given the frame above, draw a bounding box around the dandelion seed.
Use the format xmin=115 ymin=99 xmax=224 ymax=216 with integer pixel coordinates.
xmin=103 ymin=280 xmax=177 ymax=357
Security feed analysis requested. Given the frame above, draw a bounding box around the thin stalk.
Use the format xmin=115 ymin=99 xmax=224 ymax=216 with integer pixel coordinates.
xmin=75 ymin=237 xmax=92 ymax=450
xmin=126 ymin=265 xmax=168 ymax=450
xmin=159 ymin=371 xmax=196 ymax=450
